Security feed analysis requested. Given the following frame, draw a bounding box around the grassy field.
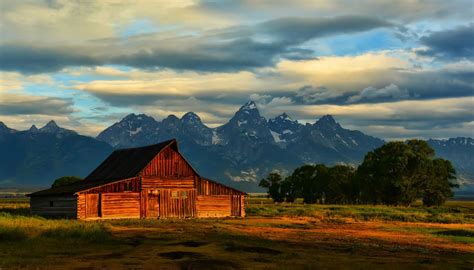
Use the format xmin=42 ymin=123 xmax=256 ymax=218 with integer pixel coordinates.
xmin=0 ymin=198 xmax=473 ymax=269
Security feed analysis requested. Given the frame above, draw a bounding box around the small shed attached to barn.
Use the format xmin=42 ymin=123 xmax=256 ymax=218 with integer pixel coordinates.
xmin=28 ymin=139 xmax=246 ymax=219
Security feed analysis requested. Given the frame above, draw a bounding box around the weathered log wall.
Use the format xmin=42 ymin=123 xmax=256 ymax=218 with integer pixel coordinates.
xmin=196 ymin=195 xmax=232 ymax=217
xmin=101 ymin=193 xmax=140 ymax=218
xmin=30 ymin=196 xmax=77 ymax=218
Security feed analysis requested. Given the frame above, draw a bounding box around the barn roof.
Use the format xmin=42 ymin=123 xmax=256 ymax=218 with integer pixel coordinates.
xmin=85 ymin=139 xmax=176 ymax=181
xmin=28 ymin=139 xmax=176 ymax=197
xmin=26 ymin=177 xmax=134 ymax=197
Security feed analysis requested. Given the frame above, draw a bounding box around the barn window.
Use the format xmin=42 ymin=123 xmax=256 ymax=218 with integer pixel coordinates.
xmin=171 ymin=191 xmax=179 ymax=198
xmin=181 ymin=191 xmax=187 ymax=199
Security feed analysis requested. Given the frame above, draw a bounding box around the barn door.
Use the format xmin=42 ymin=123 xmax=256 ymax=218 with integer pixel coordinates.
xmin=147 ymin=191 xmax=159 ymax=218
xmin=85 ymin=194 xmax=100 ymax=218
xmin=231 ymin=195 xmax=241 ymax=216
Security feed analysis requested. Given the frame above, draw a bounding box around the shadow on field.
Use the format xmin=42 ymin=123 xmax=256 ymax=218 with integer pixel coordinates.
xmin=0 ymin=207 xmax=31 ymax=217
xmin=436 ymin=229 xmax=474 ymax=237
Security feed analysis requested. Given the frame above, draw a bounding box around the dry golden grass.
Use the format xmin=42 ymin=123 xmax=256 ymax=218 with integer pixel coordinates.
xmin=0 ymin=198 xmax=473 ymax=269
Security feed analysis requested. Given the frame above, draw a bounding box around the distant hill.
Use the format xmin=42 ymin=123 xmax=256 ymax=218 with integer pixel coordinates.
xmin=0 ymin=121 xmax=113 ymax=188
xmin=0 ymin=103 xmax=472 ymax=192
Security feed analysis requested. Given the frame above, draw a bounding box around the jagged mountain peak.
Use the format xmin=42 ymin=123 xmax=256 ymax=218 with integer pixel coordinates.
xmin=163 ymin=114 xmax=180 ymax=122
xmin=29 ymin=125 xmax=39 ymax=132
xmin=314 ymin=114 xmax=340 ymax=129
xmin=181 ymin=112 xmax=202 ymax=124
xmin=272 ymin=112 xmax=298 ymax=123
xmin=240 ymin=100 xmax=258 ymax=111
xmin=122 ymin=113 xmax=154 ymax=122
xmin=41 ymin=120 xmax=59 ymax=131
xmin=233 ymin=101 xmax=263 ymax=120
xmin=36 ymin=120 xmax=77 ymax=135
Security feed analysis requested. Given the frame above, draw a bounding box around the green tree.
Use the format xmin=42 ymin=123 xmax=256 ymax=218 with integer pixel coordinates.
xmin=422 ymin=159 xmax=458 ymax=206
xmin=280 ymin=176 xmax=298 ymax=203
xmin=290 ymin=164 xmax=328 ymax=204
xmin=325 ymin=165 xmax=356 ymax=204
xmin=357 ymin=140 xmax=456 ymax=206
xmin=51 ymin=176 xmax=83 ymax=188
xmin=259 ymin=172 xmax=284 ymax=202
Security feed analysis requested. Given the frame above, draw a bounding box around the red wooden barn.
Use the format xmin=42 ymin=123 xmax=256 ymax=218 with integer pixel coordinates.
xmin=28 ymin=139 xmax=246 ymax=219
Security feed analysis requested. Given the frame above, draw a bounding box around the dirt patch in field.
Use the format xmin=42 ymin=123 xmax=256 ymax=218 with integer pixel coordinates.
xmin=179 ymin=258 xmax=239 ymax=269
xmin=223 ymin=243 xmax=282 ymax=255
xmin=83 ymin=251 xmax=127 ymax=260
xmin=158 ymin=251 xmax=203 ymax=260
xmin=169 ymin=240 xmax=208 ymax=247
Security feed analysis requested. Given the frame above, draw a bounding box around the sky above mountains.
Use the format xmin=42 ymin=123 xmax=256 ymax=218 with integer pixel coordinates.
xmin=0 ymin=0 xmax=473 ymax=140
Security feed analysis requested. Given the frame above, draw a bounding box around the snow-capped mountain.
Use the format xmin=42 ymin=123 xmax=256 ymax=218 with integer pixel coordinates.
xmin=1 ymin=102 xmax=472 ymax=192
xmin=97 ymin=113 xmax=159 ymax=147
xmin=215 ymin=101 xmax=274 ymax=146
xmin=95 ymin=101 xmax=386 ymax=187
xmin=268 ymin=113 xmax=301 ymax=144
xmin=428 ymin=137 xmax=474 ymax=181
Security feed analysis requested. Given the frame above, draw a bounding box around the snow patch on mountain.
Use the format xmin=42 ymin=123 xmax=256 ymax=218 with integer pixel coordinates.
xmin=212 ymin=130 xmax=222 ymax=145
xmin=129 ymin=127 xmax=142 ymax=136
xmin=270 ymin=130 xmax=285 ymax=143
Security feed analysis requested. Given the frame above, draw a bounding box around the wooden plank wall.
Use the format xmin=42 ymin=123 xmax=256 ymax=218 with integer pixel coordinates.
xmin=141 ymin=147 xmax=195 ymax=177
xmin=101 ymin=193 xmax=140 ymax=218
xmin=30 ymin=196 xmax=77 ymax=218
xmin=142 ymin=176 xmax=194 ymax=189
xmin=196 ymin=195 xmax=232 ymax=217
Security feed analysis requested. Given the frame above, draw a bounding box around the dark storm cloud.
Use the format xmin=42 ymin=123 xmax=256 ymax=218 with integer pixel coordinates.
xmin=417 ymin=24 xmax=474 ymax=61
xmin=0 ymin=45 xmax=102 ymax=74
xmin=0 ymin=95 xmax=75 ymax=115
xmin=257 ymin=16 xmax=392 ymax=43
xmin=0 ymin=16 xmax=392 ymax=74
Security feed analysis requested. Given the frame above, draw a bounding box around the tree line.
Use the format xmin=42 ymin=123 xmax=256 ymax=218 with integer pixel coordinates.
xmin=259 ymin=140 xmax=458 ymax=206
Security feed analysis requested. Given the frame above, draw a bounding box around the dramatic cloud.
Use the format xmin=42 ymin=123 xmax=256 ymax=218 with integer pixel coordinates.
xmin=0 ymin=93 xmax=75 ymax=115
xmin=0 ymin=1 xmax=472 ymax=139
xmin=0 ymin=15 xmax=392 ymax=74
xmin=418 ymin=24 xmax=474 ymax=61
xmin=0 ymin=45 xmax=101 ymax=74
xmin=347 ymin=84 xmax=409 ymax=103
xmin=295 ymin=86 xmax=345 ymax=104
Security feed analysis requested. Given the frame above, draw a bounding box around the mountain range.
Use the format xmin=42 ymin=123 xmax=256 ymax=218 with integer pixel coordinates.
xmin=1 ymin=101 xmax=473 ymax=193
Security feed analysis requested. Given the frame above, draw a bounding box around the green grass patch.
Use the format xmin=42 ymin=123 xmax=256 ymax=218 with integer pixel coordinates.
xmin=246 ymin=198 xmax=474 ymax=223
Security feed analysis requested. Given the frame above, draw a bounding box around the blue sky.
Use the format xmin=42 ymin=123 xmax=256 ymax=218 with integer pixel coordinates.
xmin=0 ymin=0 xmax=473 ymax=140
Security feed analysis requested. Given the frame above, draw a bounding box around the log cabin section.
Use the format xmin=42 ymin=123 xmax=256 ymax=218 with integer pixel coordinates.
xmin=28 ymin=139 xmax=247 ymax=219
